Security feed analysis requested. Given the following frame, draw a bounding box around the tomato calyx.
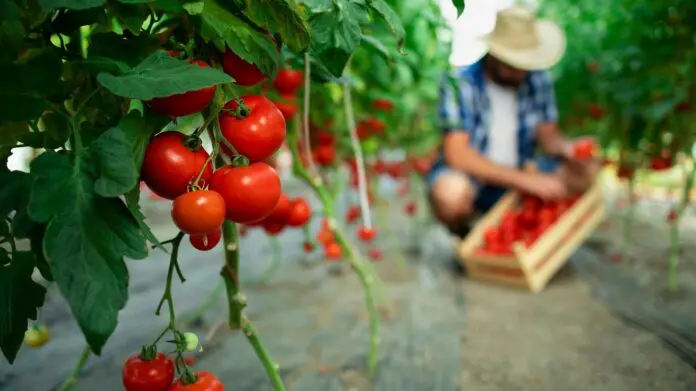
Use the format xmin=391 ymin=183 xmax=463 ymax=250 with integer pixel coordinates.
xmin=183 ymin=135 xmax=203 ymax=152
xmin=223 ymin=98 xmax=251 ymax=118
xmin=231 ymin=155 xmax=250 ymax=167
xmin=139 ymin=343 xmax=159 ymax=361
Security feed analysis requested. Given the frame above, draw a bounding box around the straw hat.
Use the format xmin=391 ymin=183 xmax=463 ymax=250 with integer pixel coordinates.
xmin=482 ymin=6 xmax=566 ymax=71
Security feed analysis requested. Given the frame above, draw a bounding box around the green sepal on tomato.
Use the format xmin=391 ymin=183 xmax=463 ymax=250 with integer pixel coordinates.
xmin=141 ymin=132 xmax=213 ymax=200
xmin=209 ymin=162 xmax=281 ymax=224
xmin=123 ymin=351 xmax=175 ymax=391
xmin=219 ymin=96 xmax=286 ymax=163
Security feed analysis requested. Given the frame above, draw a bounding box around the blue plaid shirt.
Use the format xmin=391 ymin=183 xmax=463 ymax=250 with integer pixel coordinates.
xmin=430 ymin=58 xmax=559 ymax=177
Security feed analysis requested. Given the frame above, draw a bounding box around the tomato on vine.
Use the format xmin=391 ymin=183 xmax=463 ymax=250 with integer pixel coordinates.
xmin=262 ymin=193 xmax=291 ymax=224
xmin=324 ymin=242 xmax=342 ymax=260
xmin=371 ymin=98 xmax=395 ymax=112
xmin=303 ymin=241 xmax=315 ymax=253
xmin=286 ymin=197 xmax=312 ymax=227
xmin=141 ymin=132 xmax=213 ymax=200
xmin=273 ymin=95 xmax=299 ymax=121
xmin=123 ymin=351 xmax=175 ymax=391
xmin=147 ymin=59 xmax=215 ymax=118
xmin=571 ymin=138 xmax=596 ymax=160
xmin=314 ymin=144 xmax=336 ymax=166
xmin=357 ymin=227 xmax=377 ymax=242
xmin=263 ymin=222 xmax=285 ymax=236
xmin=169 ymin=371 xmax=224 ymax=391
xmin=219 ymin=96 xmax=286 ymax=163
xmin=24 ymin=325 xmax=50 ymax=348
xmin=209 ymin=162 xmax=281 ymax=223
xmin=190 ymin=228 xmax=222 ymax=251
xmin=222 ymin=48 xmax=267 ymax=87
xmin=273 ymin=69 xmax=304 ymax=94
xmin=172 ymin=190 xmax=226 ymax=235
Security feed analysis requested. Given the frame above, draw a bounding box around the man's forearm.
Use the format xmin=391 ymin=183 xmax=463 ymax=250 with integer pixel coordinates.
xmin=445 ymin=148 xmax=525 ymax=190
xmin=537 ymin=123 xmax=571 ymax=158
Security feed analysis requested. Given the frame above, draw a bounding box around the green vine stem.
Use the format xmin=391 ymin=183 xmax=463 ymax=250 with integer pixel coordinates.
xmin=56 ymin=345 xmax=91 ymax=391
xmin=667 ymin=158 xmax=696 ymax=293
xmin=343 ymin=82 xmax=373 ymax=230
xmin=220 ymin=221 xmax=286 ymax=390
xmin=287 ymin=117 xmax=382 ymax=374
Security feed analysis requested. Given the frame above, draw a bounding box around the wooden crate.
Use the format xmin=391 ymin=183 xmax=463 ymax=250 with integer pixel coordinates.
xmin=457 ymin=181 xmax=606 ymax=293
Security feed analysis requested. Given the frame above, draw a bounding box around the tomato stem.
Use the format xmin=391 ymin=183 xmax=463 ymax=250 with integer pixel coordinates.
xmin=343 ymin=82 xmax=373 ymax=230
xmin=56 ymin=344 xmax=91 ymax=391
xmin=301 ymin=52 xmax=321 ymax=180
xmin=287 ymin=123 xmax=382 ymax=375
xmin=242 ymin=318 xmax=287 ymax=391
xmin=155 ymin=232 xmax=185 ymax=323
xmin=221 ymin=221 xmax=243 ymax=328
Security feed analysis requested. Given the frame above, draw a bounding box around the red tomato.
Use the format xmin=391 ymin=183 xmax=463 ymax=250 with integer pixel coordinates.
xmin=404 ymin=201 xmax=416 ymax=216
xmin=617 ymin=164 xmax=634 ymax=179
xmin=209 ymin=163 xmax=281 ymax=223
xmin=223 ymin=48 xmax=267 ymax=87
xmin=171 ymin=190 xmax=226 ymax=235
xmin=147 ymin=60 xmax=215 ymax=118
xmin=346 ymin=205 xmax=361 ymax=224
xmin=189 ymin=229 xmax=222 ymax=251
xmin=273 ymin=95 xmax=298 ymax=121
xmin=141 ymin=132 xmax=213 ymax=200
xmin=314 ymin=145 xmax=335 ymax=166
xmin=369 ymin=248 xmax=383 ymax=261
xmin=123 ymin=352 xmax=174 ymax=391
xmin=356 ymin=123 xmax=372 ymax=140
xmin=317 ymin=229 xmax=334 ymax=245
xmin=484 ymin=228 xmax=501 ymax=246
xmin=539 ymin=208 xmax=555 ymax=225
xmin=667 ymin=209 xmax=678 ymax=222
xmin=365 ymin=116 xmax=386 ymax=133
xmin=169 ymin=371 xmax=224 ymax=391
xmin=219 ymin=96 xmax=286 ymax=163
xmin=588 ymin=103 xmax=605 ymax=119
xmin=263 ymin=222 xmax=285 ymax=236
xmin=521 ymin=195 xmax=542 ymax=212
xmin=273 ymin=69 xmax=304 ymax=94
xmin=324 ymin=242 xmax=342 ymax=260
xmin=303 ymin=241 xmax=315 ymax=253
xmin=357 ymin=226 xmax=377 ymax=242
xmin=286 ymin=197 xmax=312 ymax=227
xmin=650 ymin=156 xmax=672 ymax=171
xmin=572 ymin=139 xmax=596 ymax=160
xmin=261 ymin=193 xmax=291 ymax=224
xmin=371 ymin=98 xmax=394 ymax=112
xmin=315 ymin=130 xmax=335 ymax=146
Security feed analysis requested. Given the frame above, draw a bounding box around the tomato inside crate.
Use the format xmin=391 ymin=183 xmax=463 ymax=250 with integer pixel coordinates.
xmin=477 ymin=193 xmax=581 ymax=254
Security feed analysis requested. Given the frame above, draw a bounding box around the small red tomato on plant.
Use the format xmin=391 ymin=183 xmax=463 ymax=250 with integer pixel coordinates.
xmin=588 ymin=103 xmax=605 ymax=119
xmin=263 ymin=222 xmax=285 ymax=236
xmin=571 ymin=139 xmax=596 ymax=160
xmin=209 ymin=163 xmax=281 ymax=224
xmin=141 ymin=132 xmax=213 ymax=200
xmin=273 ymin=69 xmax=304 ymax=95
xmin=369 ymin=248 xmax=383 ymax=261
xmin=147 ymin=59 xmax=215 ymax=118
xmin=287 ymin=197 xmax=312 ymax=227
xmin=315 ymin=130 xmax=335 ymax=146
xmin=324 ymin=242 xmax=342 ymax=260
xmin=357 ymin=226 xmax=377 ymax=242
xmin=303 ymin=241 xmax=315 ymax=253
xmin=189 ymin=228 xmax=222 ymax=251
xmin=404 ymin=201 xmax=416 ymax=216
xmin=273 ymin=95 xmax=298 ymax=121
xmin=317 ymin=229 xmax=334 ymax=245
xmin=219 ymin=95 xmax=286 ymax=163
xmin=171 ymin=190 xmax=226 ymax=235
xmin=314 ymin=144 xmax=336 ymax=166
xmin=346 ymin=205 xmax=361 ymax=224
xmin=223 ymin=48 xmax=267 ymax=87
xmin=262 ymin=193 xmax=291 ymax=224
xmin=169 ymin=371 xmax=224 ymax=391
xmin=371 ymin=98 xmax=395 ymax=112
xmin=123 ymin=352 xmax=175 ymax=391
xmin=667 ymin=209 xmax=678 ymax=223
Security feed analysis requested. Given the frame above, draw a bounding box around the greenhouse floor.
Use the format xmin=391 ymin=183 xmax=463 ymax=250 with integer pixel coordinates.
xmin=2 ymin=180 xmax=696 ymax=391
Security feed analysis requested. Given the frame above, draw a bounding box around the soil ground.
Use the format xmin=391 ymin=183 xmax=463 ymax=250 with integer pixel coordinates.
xmin=2 ymin=174 xmax=696 ymax=391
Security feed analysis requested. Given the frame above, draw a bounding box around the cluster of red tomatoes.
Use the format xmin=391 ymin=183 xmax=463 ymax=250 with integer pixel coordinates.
xmin=478 ymin=194 xmax=581 ymax=255
xmin=268 ymin=69 xmax=304 ymax=121
xmin=241 ymin=194 xmax=312 ymax=237
xmin=123 ymin=351 xmax=221 ymax=391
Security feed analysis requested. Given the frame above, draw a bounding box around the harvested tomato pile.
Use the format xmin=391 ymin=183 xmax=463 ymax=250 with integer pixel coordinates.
xmin=478 ymin=194 xmax=582 ymax=255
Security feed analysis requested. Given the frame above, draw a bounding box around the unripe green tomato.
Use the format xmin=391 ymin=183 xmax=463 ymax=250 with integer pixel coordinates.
xmin=361 ymin=137 xmax=380 ymax=155
xmin=24 ymin=326 xmax=50 ymax=348
xmin=183 ymin=332 xmax=201 ymax=352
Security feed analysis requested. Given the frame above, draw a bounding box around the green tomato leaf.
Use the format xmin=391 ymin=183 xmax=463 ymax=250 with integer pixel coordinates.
xmin=90 ymin=128 xmax=139 ymax=197
xmin=117 ymin=111 xmax=169 ymax=170
xmin=182 ymin=1 xmax=204 ymax=14
xmin=451 ymin=0 xmax=464 ymax=18
xmin=27 ymin=133 xmax=148 ymax=354
xmin=298 ymin=0 xmax=331 ymax=11
xmin=361 ymin=34 xmax=391 ymax=62
xmin=234 ymin=0 xmax=310 ymax=53
xmin=0 ymin=250 xmax=47 ymax=364
xmin=124 ymin=186 xmax=165 ymax=250
xmin=97 ymin=50 xmax=234 ymax=100
xmin=0 ymin=169 xmax=35 ymax=240
xmin=52 ymin=9 xmax=107 ymax=33
xmin=89 ymin=33 xmax=162 ymax=68
xmin=38 ymin=0 xmax=105 ymax=10
xmin=367 ymin=0 xmax=405 ymax=53
xmin=200 ymin=0 xmax=279 ymax=78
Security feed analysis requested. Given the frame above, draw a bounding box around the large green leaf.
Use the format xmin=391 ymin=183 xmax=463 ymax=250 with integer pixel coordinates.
xmin=39 ymin=0 xmax=153 ymax=10
xmin=309 ymin=0 xmax=368 ymax=77
xmin=0 ymin=48 xmax=62 ymax=122
xmin=124 ymin=186 xmax=164 ymax=249
xmin=367 ymin=0 xmax=405 ymax=52
xmin=97 ymin=51 xmax=234 ymax=100
xmin=451 ymin=0 xmax=464 ymax=18
xmin=0 ymin=251 xmax=47 ymax=364
xmin=200 ymin=0 xmax=280 ymax=78
xmin=233 ymin=0 xmax=311 ymax=53
xmin=27 ymin=129 xmax=148 ymax=355
xmin=117 ymin=111 xmax=170 ymax=171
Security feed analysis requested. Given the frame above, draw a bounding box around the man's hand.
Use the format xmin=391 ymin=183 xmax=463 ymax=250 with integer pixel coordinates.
xmin=517 ymin=172 xmax=568 ymax=201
